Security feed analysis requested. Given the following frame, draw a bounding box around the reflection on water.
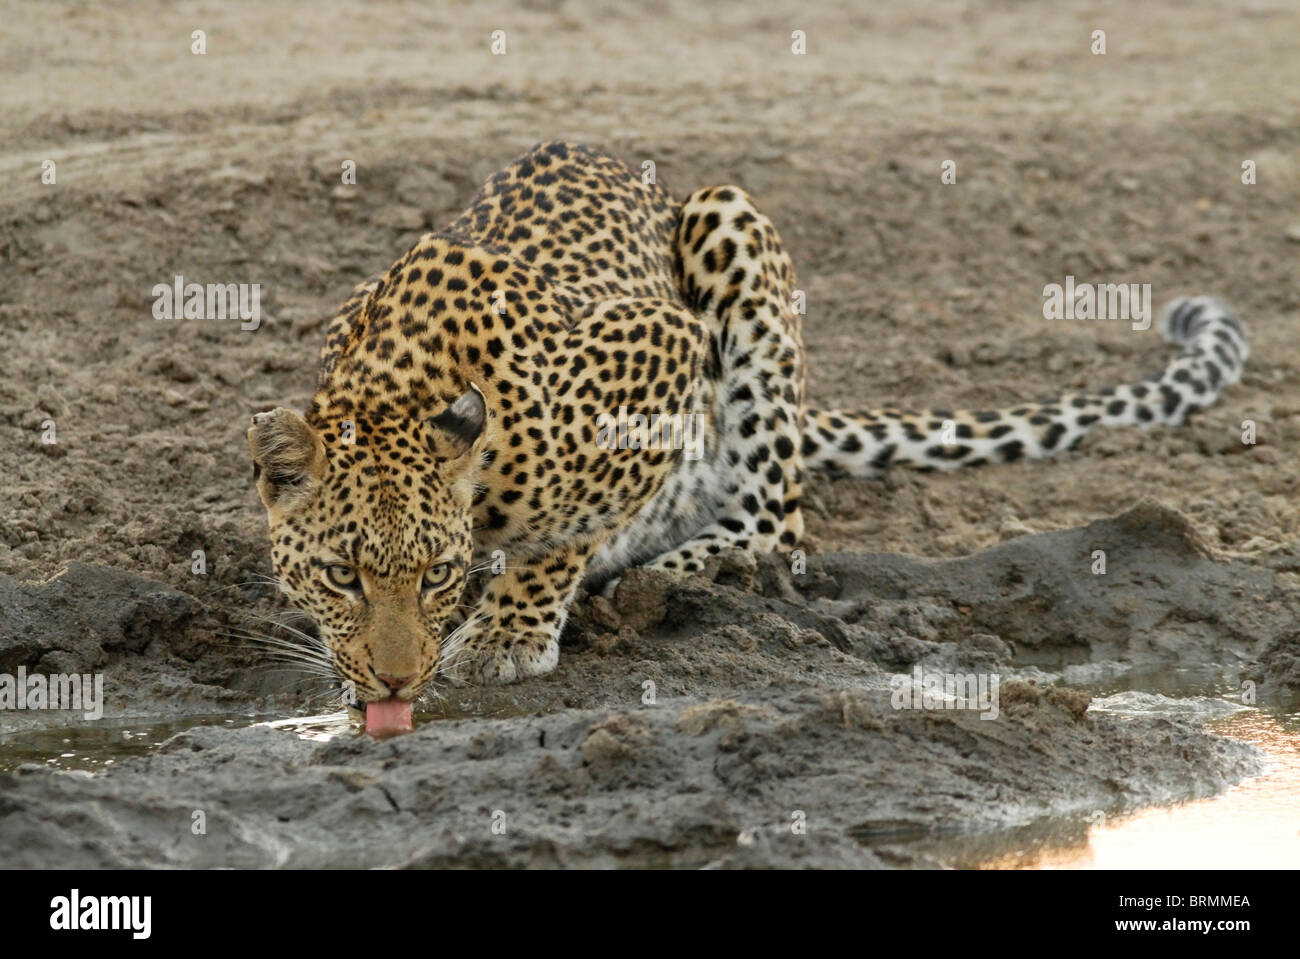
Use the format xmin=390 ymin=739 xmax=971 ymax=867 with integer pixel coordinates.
xmin=0 ymin=699 xmax=537 ymax=773
xmin=944 ymin=701 xmax=1300 ymax=870
xmin=256 ymin=711 xmax=355 ymax=742
xmin=255 ymin=699 xmax=539 ymax=742
xmin=0 ymin=714 xmax=265 ymax=774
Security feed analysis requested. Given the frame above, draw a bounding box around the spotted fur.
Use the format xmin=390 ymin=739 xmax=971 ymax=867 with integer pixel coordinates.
xmin=247 ymin=141 xmax=1248 ymax=700
xmin=803 ymin=297 xmax=1248 ymax=475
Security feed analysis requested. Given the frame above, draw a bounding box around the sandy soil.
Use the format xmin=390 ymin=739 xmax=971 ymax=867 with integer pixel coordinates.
xmin=0 ymin=505 xmax=1282 ymax=868
xmin=2 ymin=0 xmax=1299 ymax=867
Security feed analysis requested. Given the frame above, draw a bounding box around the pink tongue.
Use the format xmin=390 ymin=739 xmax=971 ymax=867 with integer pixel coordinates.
xmin=365 ymin=698 xmax=414 ymax=738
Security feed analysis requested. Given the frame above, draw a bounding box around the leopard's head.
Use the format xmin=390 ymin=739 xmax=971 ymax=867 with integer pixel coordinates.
xmin=246 ymin=386 xmax=486 ymax=710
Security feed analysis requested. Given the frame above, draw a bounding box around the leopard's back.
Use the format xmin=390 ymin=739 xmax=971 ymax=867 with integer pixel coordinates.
xmin=447 ymin=141 xmax=684 ymax=312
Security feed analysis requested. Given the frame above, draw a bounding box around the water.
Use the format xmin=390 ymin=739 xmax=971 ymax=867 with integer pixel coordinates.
xmin=0 ymin=700 xmax=533 ymax=773
xmin=0 ymin=713 xmax=268 ymax=774
xmin=255 ymin=710 xmax=357 ymax=742
xmin=253 ymin=698 xmax=538 ymax=739
xmin=981 ymin=710 xmax=1300 ymax=869
xmin=911 ymin=676 xmax=1300 ymax=869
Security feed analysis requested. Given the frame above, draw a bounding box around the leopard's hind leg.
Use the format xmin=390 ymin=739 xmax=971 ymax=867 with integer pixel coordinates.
xmin=640 ymin=186 xmax=808 ymax=574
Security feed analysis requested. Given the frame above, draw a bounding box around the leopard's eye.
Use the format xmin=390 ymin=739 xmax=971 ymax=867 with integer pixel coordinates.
xmin=324 ymin=564 xmax=361 ymax=593
xmin=422 ymin=563 xmax=453 ymax=593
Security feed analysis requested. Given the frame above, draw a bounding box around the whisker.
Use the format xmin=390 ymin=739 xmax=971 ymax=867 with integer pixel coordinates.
xmin=217 ymin=627 xmax=329 ymax=654
xmin=215 ymin=631 xmax=335 ymax=676
xmin=228 ymin=611 xmax=325 ymax=647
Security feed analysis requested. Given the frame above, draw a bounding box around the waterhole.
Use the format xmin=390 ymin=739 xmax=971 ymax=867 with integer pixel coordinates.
xmin=909 ymin=670 xmax=1300 ymax=869
xmin=2 ymin=671 xmax=1295 ymax=868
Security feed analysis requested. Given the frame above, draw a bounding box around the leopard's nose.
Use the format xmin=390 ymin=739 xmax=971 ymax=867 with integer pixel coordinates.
xmin=377 ymin=673 xmax=416 ymax=691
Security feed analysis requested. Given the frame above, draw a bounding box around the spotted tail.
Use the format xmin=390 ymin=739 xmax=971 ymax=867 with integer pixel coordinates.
xmin=801 ymin=297 xmax=1248 ymax=476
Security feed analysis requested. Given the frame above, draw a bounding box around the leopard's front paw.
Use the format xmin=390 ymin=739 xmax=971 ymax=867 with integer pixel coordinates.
xmin=440 ymin=631 xmax=559 ymax=686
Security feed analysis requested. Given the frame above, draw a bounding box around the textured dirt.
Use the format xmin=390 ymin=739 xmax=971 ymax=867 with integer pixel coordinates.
xmin=1 ymin=0 xmax=1298 ymax=867
xmin=0 ymin=505 xmax=1281 ymax=869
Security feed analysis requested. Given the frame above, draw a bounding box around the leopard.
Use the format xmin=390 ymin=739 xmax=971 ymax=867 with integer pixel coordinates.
xmin=246 ymin=140 xmax=1248 ymax=730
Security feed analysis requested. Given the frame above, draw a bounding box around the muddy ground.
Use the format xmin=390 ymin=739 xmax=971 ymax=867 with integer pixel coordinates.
xmin=1 ymin=0 xmax=1299 ymax=867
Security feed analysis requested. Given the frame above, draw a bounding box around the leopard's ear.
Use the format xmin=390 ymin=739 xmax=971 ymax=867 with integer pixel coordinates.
xmin=247 ymin=408 xmax=326 ymax=511
xmin=426 ymin=384 xmax=487 ymax=463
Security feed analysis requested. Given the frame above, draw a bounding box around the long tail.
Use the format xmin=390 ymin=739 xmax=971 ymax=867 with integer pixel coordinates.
xmin=802 ymin=297 xmax=1248 ymax=476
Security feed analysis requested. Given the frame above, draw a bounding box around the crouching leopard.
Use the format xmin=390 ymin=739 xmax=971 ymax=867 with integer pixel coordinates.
xmin=246 ymin=141 xmax=1248 ymax=730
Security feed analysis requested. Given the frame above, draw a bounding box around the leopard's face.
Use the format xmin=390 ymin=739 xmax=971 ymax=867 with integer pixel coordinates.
xmin=265 ymin=465 xmax=474 ymax=704
xmin=247 ymin=388 xmax=486 ymax=704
